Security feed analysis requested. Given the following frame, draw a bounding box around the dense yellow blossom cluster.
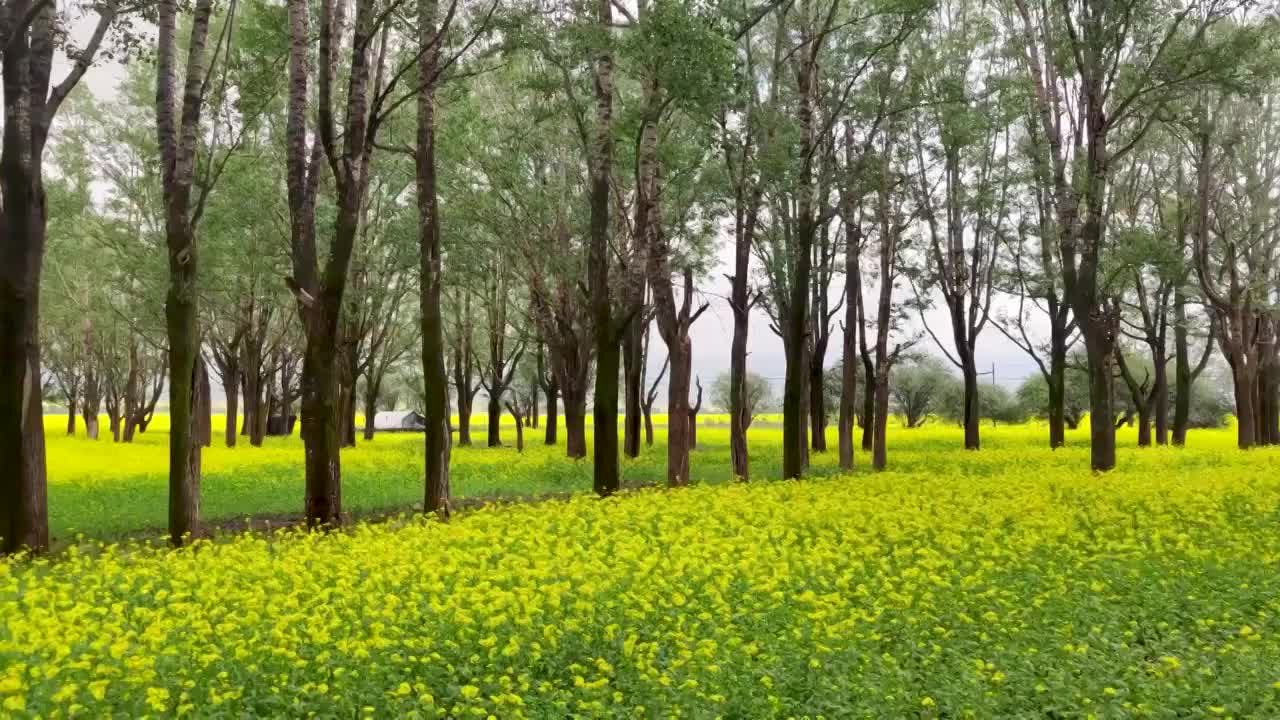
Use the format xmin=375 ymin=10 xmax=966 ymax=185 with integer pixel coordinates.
xmin=5 ymin=432 xmax=1280 ymax=717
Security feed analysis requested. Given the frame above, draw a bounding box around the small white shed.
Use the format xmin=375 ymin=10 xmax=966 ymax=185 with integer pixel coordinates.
xmin=366 ymin=410 xmax=427 ymax=432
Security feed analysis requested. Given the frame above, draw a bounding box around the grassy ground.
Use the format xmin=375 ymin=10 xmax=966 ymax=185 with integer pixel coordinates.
xmin=44 ymin=413 xmax=849 ymax=540
xmin=7 ymin=419 xmax=1280 ymax=717
xmin=40 ymin=413 xmax=1269 ymax=542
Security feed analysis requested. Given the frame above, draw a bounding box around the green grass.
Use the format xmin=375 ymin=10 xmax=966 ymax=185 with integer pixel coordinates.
xmin=42 ymin=413 xmax=1266 ymax=542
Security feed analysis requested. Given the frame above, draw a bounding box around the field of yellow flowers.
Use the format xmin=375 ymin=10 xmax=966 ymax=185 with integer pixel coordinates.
xmin=39 ymin=413 xmax=830 ymax=540
xmin=6 ymin=420 xmax=1280 ymax=716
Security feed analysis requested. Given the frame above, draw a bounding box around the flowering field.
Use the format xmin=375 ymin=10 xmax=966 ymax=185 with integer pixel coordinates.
xmin=6 ymin=424 xmax=1280 ymax=717
xmin=39 ymin=414 xmax=849 ymax=540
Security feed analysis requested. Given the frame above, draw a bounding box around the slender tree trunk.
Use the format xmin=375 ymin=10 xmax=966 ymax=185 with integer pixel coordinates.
xmin=642 ymin=400 xmax=654 ymax=446
xmin=544 ymin=381 xmax=559 ymax=445
xmin=808 ymin=355 xmax=827 ymax=452
xmin=197 ymin=358 xmax=212 ymax=447
xmin=0 ymin=7 xmax=50 ymax=556
xmin=1233 ymin=363 xmax=1257 ymax=449
xmin=108 ymin=404 xmax=121 ymax=442
xmin=588 ymin=0 xmax=620 ymax=496
xmin=256 ymin=361 xmax=273 ymax=441
xmin=224 ymin=363 xmax=239 ymax=447
xmin=417 ymin=0 xmax=451 ymax=516
xmin=961 ymin=360 xmax=979 ymax=450
xmin=66 ymin=398 xmax=78 ymax=436
xmin=622 ymin=324 xmax=643 ymax=458
xmin=861 ymin=351 xmax=875 ymax=452
xmin=838 ymin=241 xmax=860 ymax=470
xmin=1084 ymin=334 xmax=1117 ymax=469
xmin=456 ymin=385 xmax=473 ymax=445
xmin=1048 ymin=330 xmax=1067 ymax=448
xmin=1137 ymin=406 xmax=1153 ymax=447
xmin=872 ymin=362 xmax=890 ymax=471
xmin=487 ymin=392 xmax=502 ymax=447
xmin=509 ymin=404 xmax=524 ymax=452
xmin=728 ymin=280 xmax=751 ymax=479
xmin=301 ymin=325 xmax=342 ymax=526
xmin=361 ymin=375 xmax=379 ymax=441
xmin=564 ymin=393 xmax=587 ymax=459
xmin=243 ymin=345 xmax=263 ymax=446
xmin=663 ymin=342 xmax=691 ymax=487
xmin=1153 ymin=353 xmax=1170 ymax=445
xmin=687 ymin=375 xmax=700 ymax=451
xmin=81 ymin=386 xmax=99 ymax=438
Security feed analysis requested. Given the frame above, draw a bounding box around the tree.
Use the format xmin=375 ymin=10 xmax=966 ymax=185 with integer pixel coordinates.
xmin=0 ymin=0 xmax=123 ymax=554
xmin=1193 ymin=89 xmax=1280 ymax=448
xmin=283 ymin=0 xmax=386 ymax=527
xmin=155 ymin=0 xmax=228 ymax=545
xmin=711 ymin=370 xmax=772 ymax=432
xmin=906 ymin=8 xmax=1012 ymax=451
xmin=889 ymin=356 xmax=957 ymax=428
xmin=1007 ymin=0 xmax=1257 ymax=470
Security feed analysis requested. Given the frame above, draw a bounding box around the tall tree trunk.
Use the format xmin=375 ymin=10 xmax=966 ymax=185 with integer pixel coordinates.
xmin=586 ymin=0 xmax=620 ymax=495
xmin=156 ymin=0 xmax=216 ymax=546
xmin=838 ymin=241 xmax=858 ymax=469
xmin=417 ymin=0 xmax=451 ymax=516
xmin=0 ymin=110 xmax=49 ymax=556
xmin=728 ymin=205 xmax=754 ymax=478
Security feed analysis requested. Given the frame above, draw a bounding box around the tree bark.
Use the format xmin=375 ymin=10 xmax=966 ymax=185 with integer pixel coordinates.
xmin=417 ymin=0 xmax=451 ymax=517
xmin=361 ymin=374 xmax=379 ymax=441
xmin=622 ymin=314 xmax=644 ymax=459
xmin=564 ymin=391 xmax=587 ymax=459
xmin=544 ymin=380 xmax=559 ymax=445
xmin=66 ymin=398 xmax=78 ymax=436
xmin=156 ymin=0 xmax=217 ymax=546
xmin=1 ymin=0 xmax=118 ymax=555
xmin=961 ymin=362 xmax=979 ymax=450
xmin=487 ymin=393 xmax=502 ymax=447
xmin=588 ymin=0 xmax=620 ymax=496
